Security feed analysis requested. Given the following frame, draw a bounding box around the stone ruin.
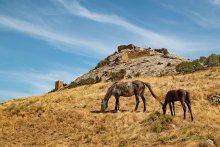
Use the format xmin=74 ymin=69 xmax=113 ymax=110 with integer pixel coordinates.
xmin=49 ymin=80 xmax=67 ymax=93
xmin=55 ymin=80 xmax=67 ymax=91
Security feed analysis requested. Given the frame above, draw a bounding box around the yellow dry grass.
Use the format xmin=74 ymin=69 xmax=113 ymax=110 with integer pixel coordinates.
xmin=0 ymin=67 xmax=220 ymax=147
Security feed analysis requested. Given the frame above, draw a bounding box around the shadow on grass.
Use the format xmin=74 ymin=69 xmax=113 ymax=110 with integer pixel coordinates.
xmin=90 ymin=109 xmax=130 ymax=114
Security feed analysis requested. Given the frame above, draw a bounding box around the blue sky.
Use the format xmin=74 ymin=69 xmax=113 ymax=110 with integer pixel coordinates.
xmin=0 ymin=0 xmax=219 ymax=101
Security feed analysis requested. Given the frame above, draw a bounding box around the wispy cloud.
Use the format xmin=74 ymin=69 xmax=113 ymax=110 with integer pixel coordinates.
xmin=56 ymin=0 xmax=208 ymax=52
xmin=161 ymin=3 xmax=220 ymax=29
xmin=0 ymin=67 xmax=86 ymax=99
xmin=0 ymin=15 xmax=112 ymax=56
xmin=209 ymin=0 xmax=220 ymax=6
xmin=0 ymin=90 xmax=33 ymax=101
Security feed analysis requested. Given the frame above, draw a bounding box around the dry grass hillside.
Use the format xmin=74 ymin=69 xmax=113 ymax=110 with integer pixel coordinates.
xmin=0 ymin=67 xmax=220 ymax=147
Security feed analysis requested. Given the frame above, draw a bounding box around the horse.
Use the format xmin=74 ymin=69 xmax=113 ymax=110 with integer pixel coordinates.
xmin=100 ymin=80 xmax=161 ymax=112
xmin=162 ymin=89 xmax=193 ymax=121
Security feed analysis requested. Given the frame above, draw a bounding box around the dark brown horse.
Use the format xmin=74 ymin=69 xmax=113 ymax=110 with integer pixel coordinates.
xmin=101 ymin=80 xmax=161 ymax=112
xmin=162 ymin=89 xmax=193 ymax=121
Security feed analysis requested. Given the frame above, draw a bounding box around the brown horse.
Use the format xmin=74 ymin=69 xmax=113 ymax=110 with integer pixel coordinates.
xmin=162 ymin=89 xmax=193 ymax=121
xmin=100 ymin=80 xmax=161 ymax=112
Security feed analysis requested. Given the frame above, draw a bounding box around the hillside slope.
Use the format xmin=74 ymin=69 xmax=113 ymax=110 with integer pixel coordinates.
xmin=0 ymin=67 xmax=220 ymax=146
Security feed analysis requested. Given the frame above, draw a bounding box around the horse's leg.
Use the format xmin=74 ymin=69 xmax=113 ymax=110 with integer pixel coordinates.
xmin=169 ymin=102 xmax=173 ymax=116
xmin=117 ymin=96 xmax=120 ymax=111
xmin=185 ymin=101 xmax=193 ymax=121
xmin=135 ymin=94 xmax=140 ymax=111
xmin=114 ymin=96 xmax=120 ymax=112
xmin=180 ymin=101 xmax=186 ymax=120
xmin=172 ymin=101 xmax=175 ymax=116
xmin=140 ymin=93 xmax=146 ymax=112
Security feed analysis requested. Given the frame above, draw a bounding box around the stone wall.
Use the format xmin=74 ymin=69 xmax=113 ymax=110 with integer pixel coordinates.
xmin=121 ymin=50 xmax=151 ymax=62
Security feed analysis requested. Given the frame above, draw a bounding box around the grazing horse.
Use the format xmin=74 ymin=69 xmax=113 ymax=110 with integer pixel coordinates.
xmin=100 ymin=80 xmax=161 ymax=112
xmin=162 ymin=89 xmax=193 ymax=121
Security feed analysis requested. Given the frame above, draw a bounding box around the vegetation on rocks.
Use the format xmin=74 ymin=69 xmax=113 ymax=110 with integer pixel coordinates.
xmin=176 ymin=60 xmax=203 ymax=73
xmin=205 ymin=54 xmax=220 ymax=66
xmin=95 ymin=58 xmax=110 ymax=69
xmin=68 ymin=76 xmax=101 ymax=88
xmin=109 ymin=69 xmax=126 ymax=81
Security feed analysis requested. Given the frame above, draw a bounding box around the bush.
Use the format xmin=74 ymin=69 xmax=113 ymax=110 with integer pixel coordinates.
xmin=176 ymin=60 xmax=203 ymax=73
xmin=95 ymin=59 xmax=110 ymax=69
xmin=205 ymin=54 xmax=220 ymax=67
xmin=68 ymin=81 xmax=79 ymax=88
xmin=127 ymin=75 xmax=132 ymax=79
xmin=147 ymin=111 xmax=173 ymax=133
xmin=68 ymin=76 xmax=101 ymax=88
xmin=155 ymin=48 xmax=169 ymax=55
xmin=199 ymin=56 xmax=207 ymax=63
xmin=95 ymin=76 xmax=102 ymax=83
xmin=134 ymin=72 xmax=141 ymax=77
xmin=109 ymin=69 xmax=126 ymax=81
xmin=167 ymin=63 xmax=172 ymax=66
xmin=80 ymin=78 xmax=96 ymax=85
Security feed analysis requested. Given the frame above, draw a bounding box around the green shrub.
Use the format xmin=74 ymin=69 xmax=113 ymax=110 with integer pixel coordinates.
xmin=95 ymin=59 xmax=110 ymax=69
xmin=167 ymin=63 xmax=172 ymax=66
xmin=147 ymin=111 xmax=173 ymax=133
xmin=127 ymin=75 xmax=132 ymax=79
xmin=80 ymin=78 xmax=95 ymax=85
xmin=155 ymin=48 xmax=169 ymax=55
xmin=205 ymin=54 xmax=220 ymax=66
xmin=68 ymin=81 xmax=79 ymax=88
xmin=134 ymin=72 xmax=141 ymax=77
xmin=162 ymin=48 xmax=169 ymax=55
xmin=199 ymin=56 xmax=207 ymax=63
xmin=95 ymin=76 xmax=102 ymax=83
xmin=176 ymin=60 xmax=203 ymax=73
xmin=68 ymin=76 xmax=101 ymax=89
xmin=109 ymin=69 xmax=126 ymax=82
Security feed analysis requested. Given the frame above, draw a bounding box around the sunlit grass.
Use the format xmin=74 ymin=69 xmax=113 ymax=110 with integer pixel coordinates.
xmin=0 ymin=67 xmax=220 ymax=146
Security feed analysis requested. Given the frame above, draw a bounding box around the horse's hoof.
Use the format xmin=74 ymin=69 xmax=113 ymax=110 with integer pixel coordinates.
xmin=114 ymin=110 xmax=120 ymax=113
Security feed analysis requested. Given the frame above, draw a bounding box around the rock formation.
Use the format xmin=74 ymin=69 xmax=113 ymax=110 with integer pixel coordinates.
xmin=74 ymin=44 xmax=189 ymax=83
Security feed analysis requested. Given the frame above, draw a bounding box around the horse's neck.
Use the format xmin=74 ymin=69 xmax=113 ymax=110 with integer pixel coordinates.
xmin=103 ymin=87 xmax=113 ymax=102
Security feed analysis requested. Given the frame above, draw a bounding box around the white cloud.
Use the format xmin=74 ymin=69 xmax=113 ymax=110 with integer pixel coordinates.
xmin=0 ymin=15 xmax=112 ymax=56
xmin=0 ymin=67 xmax=85 ymax=99
xmin=56 ymin=0 xmax=209 ymax=52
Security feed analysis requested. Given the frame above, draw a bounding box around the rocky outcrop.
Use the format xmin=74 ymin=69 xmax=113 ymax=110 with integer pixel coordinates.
xmin=208 ymin=95 xmax=220 ymax=104
xmin=74 ymin=44 xmax=189 ymax=83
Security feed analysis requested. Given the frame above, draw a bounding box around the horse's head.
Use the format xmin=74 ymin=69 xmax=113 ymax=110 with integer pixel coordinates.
xmin=100 ymin=99 xmax=108 ymax=112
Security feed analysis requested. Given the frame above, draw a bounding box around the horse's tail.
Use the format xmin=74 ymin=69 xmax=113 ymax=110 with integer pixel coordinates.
xmin=144 ymin=82 xmax=163 ymax=105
